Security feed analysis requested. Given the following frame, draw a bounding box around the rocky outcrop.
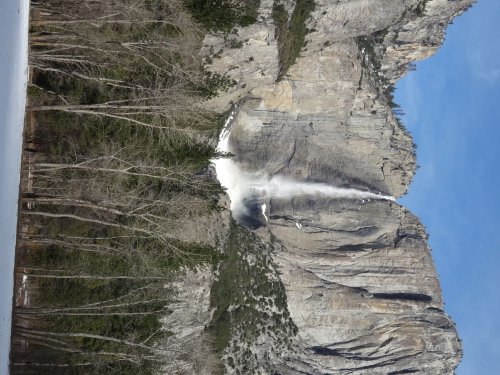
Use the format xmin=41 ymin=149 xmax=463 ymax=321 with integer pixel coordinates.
xmin=380 ymin=0 xmax=475 ymax=82
xmin=202 ymin=0 xmax=473 ymax=373
xmin=268 ymin=198 xmax=460 ymax=374
xmin=161 ymin=196 xmax=232 ymax=373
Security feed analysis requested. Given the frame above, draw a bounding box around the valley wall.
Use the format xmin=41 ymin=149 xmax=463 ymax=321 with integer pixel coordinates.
xmin=200 ymin=0 xmax=473 ymax=373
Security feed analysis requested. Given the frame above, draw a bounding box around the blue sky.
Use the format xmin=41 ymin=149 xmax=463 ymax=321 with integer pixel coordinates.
xmin=397 ymin=1 xmax=500 ymax=374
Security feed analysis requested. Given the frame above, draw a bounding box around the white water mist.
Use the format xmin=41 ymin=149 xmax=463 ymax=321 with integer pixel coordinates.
xmin=212 ymin=111 xmax=394 ymax=220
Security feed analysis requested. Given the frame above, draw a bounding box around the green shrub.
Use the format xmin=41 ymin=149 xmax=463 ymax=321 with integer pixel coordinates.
xmin=273 ymin=0 xmax=316 ymax=79
xmin=185 ymin=0 xmax=260 ymax=31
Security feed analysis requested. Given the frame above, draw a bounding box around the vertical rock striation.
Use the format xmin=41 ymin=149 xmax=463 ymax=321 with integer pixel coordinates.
xmin=203 ymin=0 xmax=473 ymax=373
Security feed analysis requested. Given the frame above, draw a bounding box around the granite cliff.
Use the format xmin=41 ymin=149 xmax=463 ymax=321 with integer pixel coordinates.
xmin=166 ymin=0 xmax=474 ymax=374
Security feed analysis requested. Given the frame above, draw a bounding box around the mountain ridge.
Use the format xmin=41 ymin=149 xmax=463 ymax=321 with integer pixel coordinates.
xmin=197 ymin=0 xmax=473 ymax=373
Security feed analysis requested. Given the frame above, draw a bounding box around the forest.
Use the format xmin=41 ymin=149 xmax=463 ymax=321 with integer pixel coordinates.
xmin=10 ymin=0 xmax=245 ymax=373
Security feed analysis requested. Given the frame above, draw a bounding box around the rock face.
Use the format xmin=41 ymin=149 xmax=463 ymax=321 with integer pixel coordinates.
xmin=269 ymin=198 xmax=460 ymax=374
xmin=202 ymin=0 xmax=473 ymax=373
xmin=160 ymin=196 xmax=232 ymax=374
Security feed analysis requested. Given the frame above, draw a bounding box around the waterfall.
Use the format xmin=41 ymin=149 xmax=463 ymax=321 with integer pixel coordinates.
xmin=212 ymin=110 xmax=394 ymax=224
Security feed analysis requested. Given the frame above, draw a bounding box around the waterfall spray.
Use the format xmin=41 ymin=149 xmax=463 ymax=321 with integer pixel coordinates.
xmin=212 ymin=110 xmax=394 ymax=224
